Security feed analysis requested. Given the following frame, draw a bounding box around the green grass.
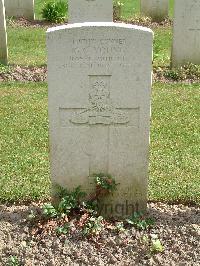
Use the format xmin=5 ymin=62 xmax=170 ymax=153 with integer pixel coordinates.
xmin=153 ymin=28 xmax=172 ymax=67
xmin=149 ymin=82 xmax=200 ymax=204
xmin=169 ymin=0 xmax=174 ymax=18
xmin=120 ymin=0 xmax=140 ymax=19
xmin=0 ymin=82 xmax=199 ymax=204
xmin=0 ymin=82 xmax=50 ymax=201
xmin=7 ymin=26 xmax=46 ymax=66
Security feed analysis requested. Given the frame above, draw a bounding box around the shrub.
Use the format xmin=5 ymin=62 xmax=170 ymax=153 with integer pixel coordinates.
xmin=41 ymin=1 xmax=67 ymax=23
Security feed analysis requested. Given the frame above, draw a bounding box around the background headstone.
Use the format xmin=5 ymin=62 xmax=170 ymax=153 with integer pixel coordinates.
xmin=140 ymin=0 xmax=168 ymax=22
xmin=68 ymin=0 xmax=113 ymax=23
xmin=171 ymin=0 xmax=200 ymax=67
xmin=4 ymin=0 xmax=35 ymax=20
xmin=0 ymin=0 xmax=8 ymax=65
xmin=47 ymin=23 xmax=153 ymax=218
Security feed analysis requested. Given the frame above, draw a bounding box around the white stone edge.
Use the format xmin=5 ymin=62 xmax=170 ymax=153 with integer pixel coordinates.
xmin=47 ymin=22 xmax=153 ymax=34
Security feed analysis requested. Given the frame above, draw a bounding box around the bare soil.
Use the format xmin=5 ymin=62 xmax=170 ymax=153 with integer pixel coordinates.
xmin=7 ymin=17 xmax=58 ymax=29
xmin=7 ymin=17 xmax=172 ymax=29
xmin=0 ymin=66 xmax=47 ymax=82
xmin=0 ymin=202 xmax=199 ymax=265
xmin=1 ymin=65 xmax=199 ymax=84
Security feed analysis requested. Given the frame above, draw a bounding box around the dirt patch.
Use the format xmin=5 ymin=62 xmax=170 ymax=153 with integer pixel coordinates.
xmin=1 ymin=65 xmax=199 ymax=84
xmin=0 ymin=202 xmax=199 ymax=265
xmin=0 ymin=66 xmax=47 ymax=82
xmin=7 ymin=17 xmax=60 ymax=29
xmin=8 ymin=17 xmax=172 ymax=30
xmin=119 ymin=17 xmax=172 ymax=29
xmin=154 ymin=67 xmax=200 ymax=84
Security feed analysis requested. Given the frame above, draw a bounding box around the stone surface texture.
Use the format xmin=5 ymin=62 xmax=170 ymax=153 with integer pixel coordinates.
xmin=47 ymin=22 xmax=153 ymax=218
xmin=0 ymin=0 xmax=8 ymax=64
xmin=4 ymin=0 xmax=34 ymax=20
xmin=140 ymin=0 xmax=168 ymax=22
xmin=171 ymin=0 xmax=200 ymax=67
xmin=68 ymin=0 xmax=113 ymax=23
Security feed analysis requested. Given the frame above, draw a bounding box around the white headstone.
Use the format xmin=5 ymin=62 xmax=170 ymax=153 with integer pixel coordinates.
xmin=171 ymin=0 xmax=200 ymax=67
xmin=0 ymin=0 xmax=8 ymax=65
xmin=4 ymin=0 xmax=34 ymax=20
xmin=47 ymin=22 xmax=153 ymax=218
xmin=140 ymin=0 xmax=168 ymax=22
xmin=68 ymin=0 xmax=113 ymax=23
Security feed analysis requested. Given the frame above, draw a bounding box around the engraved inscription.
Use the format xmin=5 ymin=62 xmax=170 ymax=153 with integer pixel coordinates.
xmin=57 ymin=38 xmax=130 ymax=69
xmin=70 ymin=76 xmax=129 ymax=125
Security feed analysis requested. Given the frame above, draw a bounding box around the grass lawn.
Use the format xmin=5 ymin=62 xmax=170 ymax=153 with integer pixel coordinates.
xmin=0 ymin=82 xmax=199 ymax=204
xmin=153 ymin=28 xmax=172 ymax=68
xmin=7 ymin=27 xmax=46 ymax=66
xmin=150 ymin=82 xmax=200 ymax=204
xmin=0 ymin=82 xmax=50 ymax=201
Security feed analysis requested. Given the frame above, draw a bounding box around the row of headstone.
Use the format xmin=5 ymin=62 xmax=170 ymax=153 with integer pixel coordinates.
xmin=4 ymin=0 xmax=34 ymax=20
xmin=171 ymin=0 xmax=200 ymax=67
xmin=140 ymin=0 xmax=169 ymax=22
xmin=141 ymin=0 xmax=200 ymax=66
xmin=0 ymin=0 xmax=8 ymax=65
xmin=47 ymin=0 xmax=153 ymax=217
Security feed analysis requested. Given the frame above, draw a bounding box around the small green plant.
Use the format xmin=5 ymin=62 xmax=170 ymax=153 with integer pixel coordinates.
xmin=94 ymin=173 xmax=118 ymax=194
xmin=8 ymin=256 xmax=20 ymax=266
xmin=141 ymin=234 xmax=149 ymax=244
xmin=41 ymin=1 xmax=67 ymax=23
xmin=57 ymin=186 xmax=86 ymax=214
xmin=115 ymin=221 xmax=126 ymax=232
xmin=164 ymin=68 xmax=181 ymax=81
xmin=27 ymin=210 xmax=36 ymax=221
xmin=42 ymin=186 xmax=86 ymax=219
xmin=113 ymin=1 xmax=124 ymax=21
xmin=42 ymin=203 xmax=58 ymax=218
xmin=82 ymin=216 xmax=104 ymax=236
xmin=0 ymin=63 xmax=11 ymax=74
xmin=126 ymin=212 xmax=154 ymax=230
xmin=150 ymin=235 xmax=164 ymax=254
xmin=140 ymin=234 xmax=164 ymax=254
xmin=83 ymin=199 xmax=98 ymax=214
xmin=56 ymin=223 xmax=70 ymax=235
